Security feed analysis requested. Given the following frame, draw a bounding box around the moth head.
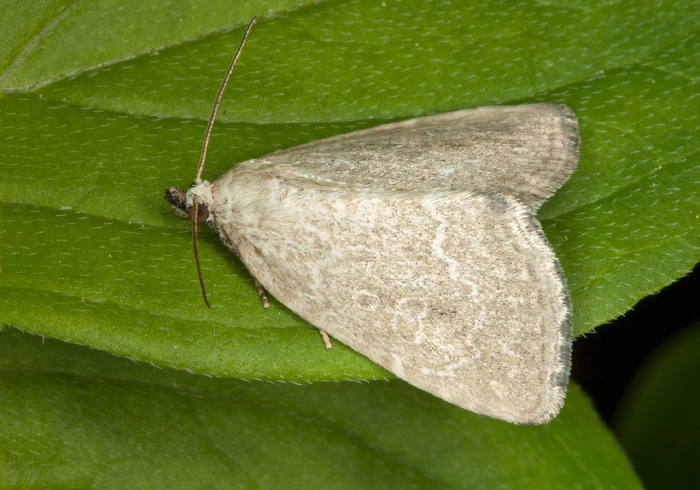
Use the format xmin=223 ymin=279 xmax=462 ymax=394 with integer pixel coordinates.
xmin=164 ymin=185 xmax=211 ymax=223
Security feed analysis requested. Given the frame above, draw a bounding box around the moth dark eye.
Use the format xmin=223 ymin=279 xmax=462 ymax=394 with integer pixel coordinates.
xmin=187 ymin=204 xmax=210 ymax=223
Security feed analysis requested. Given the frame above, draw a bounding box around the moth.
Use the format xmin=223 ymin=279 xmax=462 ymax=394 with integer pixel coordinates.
xmin=165 ymin=18 xmax=578 ymax=424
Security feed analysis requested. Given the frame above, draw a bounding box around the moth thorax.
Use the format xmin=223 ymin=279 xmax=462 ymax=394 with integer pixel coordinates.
xmin=186 ymin=180 xmax=214 ymax=209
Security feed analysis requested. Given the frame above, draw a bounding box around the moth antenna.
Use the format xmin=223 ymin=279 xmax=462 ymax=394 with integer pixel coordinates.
xmin=195 ymin=16 xmax=257 ymax=184
xmin=191 ymin=199 xmax=211 ymax=308
xmin=191 ymin=16 xmax=256 ymax=307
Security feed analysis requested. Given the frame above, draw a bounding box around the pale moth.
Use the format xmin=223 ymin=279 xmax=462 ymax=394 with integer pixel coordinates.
xmin=165 ymin=18 xmax=578 ymax=424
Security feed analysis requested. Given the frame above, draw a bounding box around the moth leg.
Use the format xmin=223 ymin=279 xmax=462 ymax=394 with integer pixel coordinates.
xmin=253 ymin=277 xmax=270 ymax=309
xmin=320 ymin=330 xmax=333 ymax=349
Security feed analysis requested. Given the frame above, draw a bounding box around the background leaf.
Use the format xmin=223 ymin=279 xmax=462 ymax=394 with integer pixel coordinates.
xmin=1 ymin=0 xmax=698 ymax=381
xmin=0 ymin=329 xmax=640 ymax=488
xmin=1 ymin=0 xmax=698 ymax=486
xmin=615 ymin=321 xmax=700 ymax=489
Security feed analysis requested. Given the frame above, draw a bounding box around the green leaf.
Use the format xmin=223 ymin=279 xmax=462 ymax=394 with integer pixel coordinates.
xmin=2 ymin=0 xmax=698 ymax=380
xmin=615 ymin=321 xmax=700 ymax=489
xmin=3 ymin=0 xmax=691 ymax=485
xmin=0 ymin=329 xmax=640 ymax=488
